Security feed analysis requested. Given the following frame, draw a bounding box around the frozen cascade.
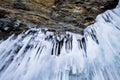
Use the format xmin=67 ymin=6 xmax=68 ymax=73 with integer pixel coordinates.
xmin=0 ymin=1 xmax=120 ymax=80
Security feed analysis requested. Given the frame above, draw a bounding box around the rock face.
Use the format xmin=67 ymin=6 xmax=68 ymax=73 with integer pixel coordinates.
xmin=0 ymin=18 xmax=28 ymax=39
xmin=0 ymin=0 xmax=55 ymax=11
xmin=0 ymin=0 xmax=55 ymax=23
xmin=0 ymin=0 xmax=118 ymax=25
xmin=53 ymin=0 xmax=118 ymax=27
xmin=0 ymin=0 xmax=119 ymax=39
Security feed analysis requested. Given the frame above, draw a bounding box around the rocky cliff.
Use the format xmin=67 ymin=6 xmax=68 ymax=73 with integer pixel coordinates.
xmin=0 ymin=0 xmax=118 ymax=25
xmin=0 ymin=0 xmax=119 ymax=39
xmin=0 ymin=0 xmax=55 ymax=23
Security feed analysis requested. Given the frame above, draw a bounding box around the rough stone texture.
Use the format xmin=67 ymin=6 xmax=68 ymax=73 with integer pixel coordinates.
xmin=0 ymin=0 xmax=118 ymax=25
xmin=53 ymin=0 xmax=119 ymax=27
xmin=0 ymin=18 xmax=28 ymax=39
xmin=0 ymin=0 xmax=119 ymax=39
xmin=0 ymin=0 xmax=55 ymax=24
xmin=0 ymin=0 xmax=55 ymax=10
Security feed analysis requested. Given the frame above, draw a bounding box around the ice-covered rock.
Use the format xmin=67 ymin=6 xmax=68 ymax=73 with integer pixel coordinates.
xmin=0 ymin=0 xmax=120 ymax=80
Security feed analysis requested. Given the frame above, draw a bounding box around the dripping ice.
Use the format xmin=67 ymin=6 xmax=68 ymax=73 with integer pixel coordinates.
xmin=0 ymin=1 xmax=120 ymax=80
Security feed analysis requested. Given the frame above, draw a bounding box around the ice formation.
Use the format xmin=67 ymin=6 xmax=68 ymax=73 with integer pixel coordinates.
xmin=0 ymin=1 xmax=120 ymax=80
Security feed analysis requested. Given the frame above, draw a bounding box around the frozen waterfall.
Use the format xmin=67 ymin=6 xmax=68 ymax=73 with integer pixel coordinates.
xmin=0 ymin=1 xmax=120 ymax=80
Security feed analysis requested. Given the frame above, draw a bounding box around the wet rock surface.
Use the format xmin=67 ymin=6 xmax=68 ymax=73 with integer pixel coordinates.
xmin=0 ymin=0 xmax=119 ymax=39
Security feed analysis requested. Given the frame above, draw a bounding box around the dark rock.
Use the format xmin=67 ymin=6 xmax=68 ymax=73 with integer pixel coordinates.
xmin=103 ymin=0 xmax=119 ymax=9
xmin=85 ymin=16 xmax=94 ymax=22
xmin=0 ymin=19 xmax=13 ymax=32
xmin=0 ymin=20 xmax=4 ymax=28
xmin=13 ymin=2 xmax=30 ymax=10
xmin=0 ymin=10 xmax=9 ymax=18
xmin=0 ymin=18 xmax=29 ymax=39
xmin=0 ymin=18 xmax=25 ymax=33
